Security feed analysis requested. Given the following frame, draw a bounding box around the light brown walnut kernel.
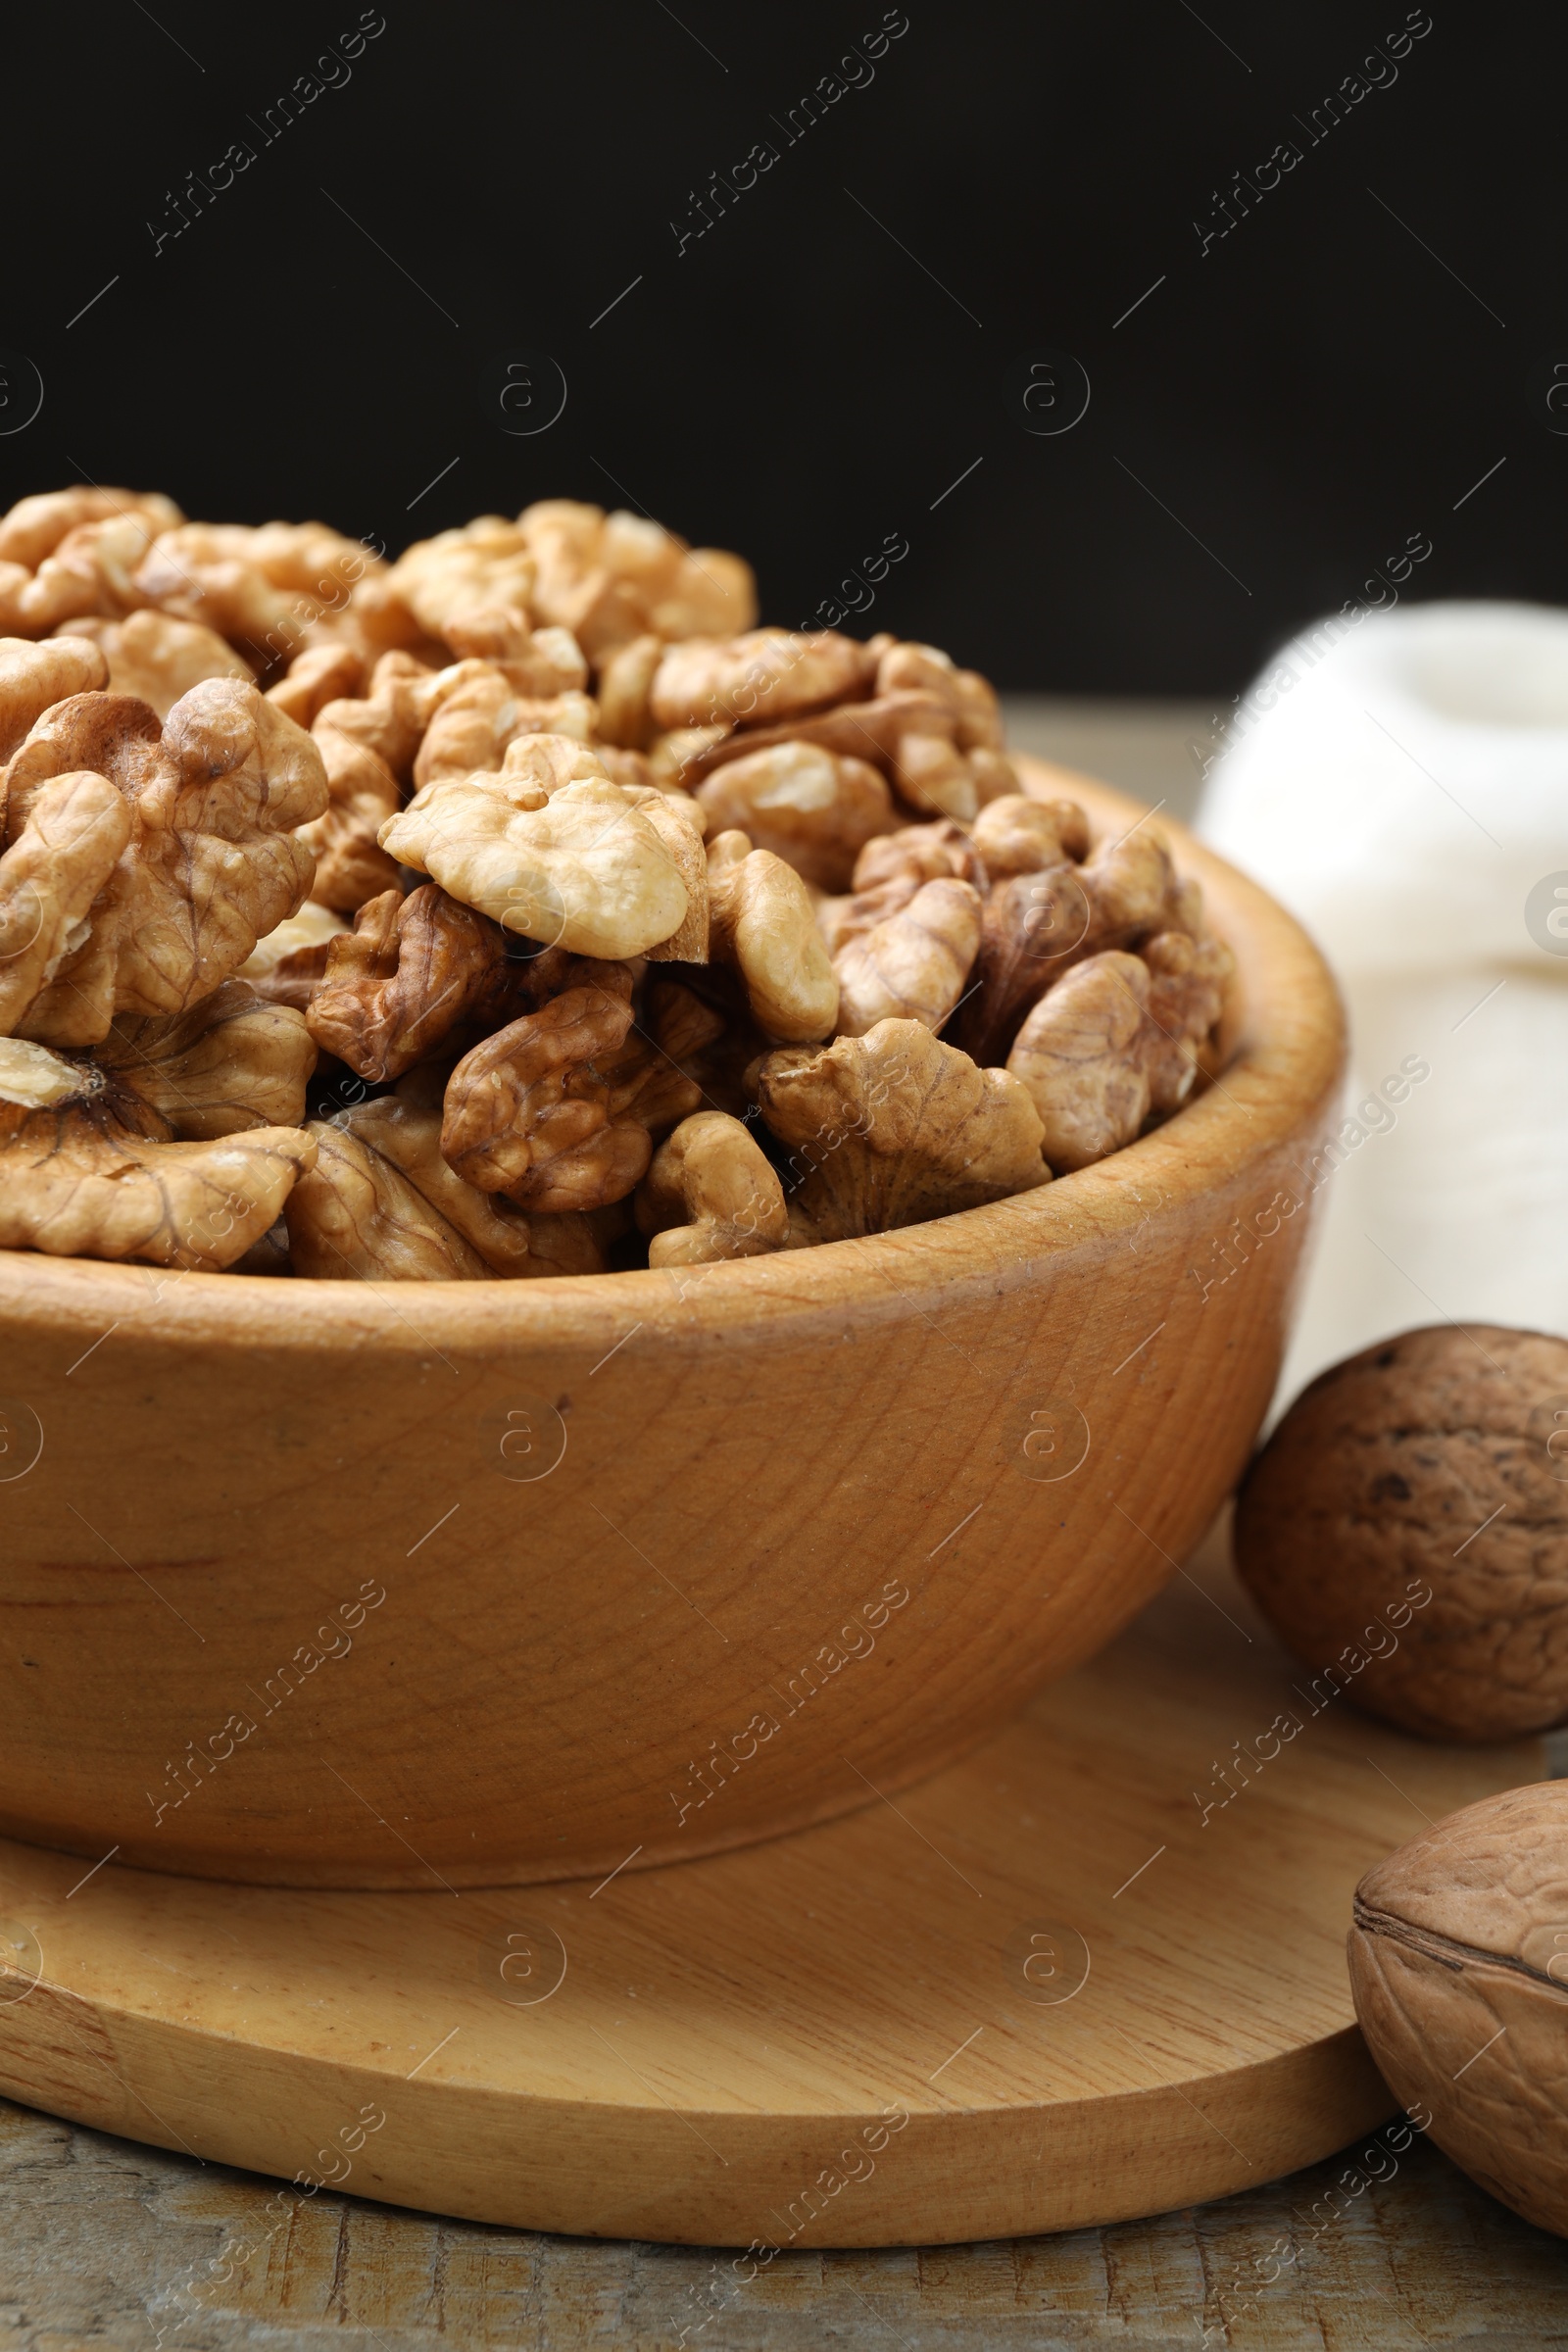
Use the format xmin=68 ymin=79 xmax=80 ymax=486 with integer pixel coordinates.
xmin=438 ymin=608 xmax=588 ymax=691
xmin=306 ymin=884 xmax=511 ymax=1082
xmin=0 ymin=1041 xmax=315 ymax=1269
xmin=947 ymin=866 xmax=1095 ymax=1067
xmin=133 ymin=519 xmax=378 ymax=672
xmin=3 ymin=680 xmax=327 ymax=1047
xmin=0 ymin=494 xmax=182 ymax=637
xmin=889 ymin=728 xmax=980 ymax=823
xmin=329 ymin=654 xmax=435 ymax=784
xmin=695 ymin=740 xmax=894 ymax=891
xmin=440 ymin=983 xmax=626 ymax=1198
xmin=1141 ymin=927 xmax=1235 ymax=1114
xmin=1348 ymin=1781 xmax=1568 ymax=2240
xmin=636 ymin=788 xmax=710 ymax=962
xmin=0 ymin=634 xmax=110 ymax=761
xmin=649 ymin=723 xmax=733 ymax=790
xmin=597 ymin=632 xmax=663 ymax=749
xmin=372 ymin=517 xmax=538 ymax=644
xmin=296 ymin=658 xmax=437 ymax=911
xmin=335 ymin=1086 xmax=567 ymax=1277
xmin=286 ymin=1118 xmax=489 ymax=1281
xmin=413 ymin=664 xmax=597 ymax=789
xmin=636 ymin=1111 xmax=788 ymax=1266
xmin=0 ymin=487 xmax=182 ymax=575
xmin=521 ymin=501 xmax=757 ymax=660
xmin=238 ymin=900 xmax=348 ymax=1009
xmin=949 ymin=823 xmax=1204 ymax=1071
xmin=758 ymin=1018 xmax=1048 ymax=1243
xmin=266 ymin=642 xmax=368 ymax=728
xmin=0 ymin=770 xmax=131 ymax=1038
xmin=381 ymin=754 xmax=691 ymax=960
xmin=97 ymin=982 xmax=317 ymax=1138
xmin=873 ymin=640 xmax=1004 ymax=751
xmin=1006 ymin=951 xmax=1152 ymax=1171
xmin=682 ymin=686 xmax=1004 ymax=823
xmin=966 ymin=746 xmax=1021 ymax=806
xmin=441 ymin=980 xmax=698 ymax=1211
xmin=826 ymin=819 xmax=987 ymax=950
xmin=650 ymin=629 xmax=872 ymax=731
xmin=59 ymin=611 xmax=252 ymax=719
xmin=708 ymin=846 xmax=838 ymax=1043
xmin=832 ymin=877 xmax=982 ymax=1037
xmin=1080 ymin=827 xmax=1182 ymax=944
xmin=969 ymin=793 xmax=1089 ymax=877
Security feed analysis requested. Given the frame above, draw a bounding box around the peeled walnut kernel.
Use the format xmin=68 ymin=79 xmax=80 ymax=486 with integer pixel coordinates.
xmin=437 ymin=609 xmax=588 ymax=695
xmin=286 ymin=1118 xmax=489 ymax=1281
xmin=0 ymin=1040 xmax=316 ymax=1269
xmin=874 ymin=639 xmax=1004 ymax=750
xmin=334 ymin=1084 xmax=605 ymax=1277
xmin=0 ymin=770 xmax=132 ymax=1038
xmin=265 ymin=642 xmax=368 ymax=728
xmin=1141 ymin=927 xmax=1234 ymax=1114
xmin=306 ymin=885 xmax=510 ymax=1082
xmin=948 ymin=867 xmax=1094 ymax=1067
xmin=853 ymin=819 xmax=986 ymax=898
xmin=382 ymin=744 xmax=691 ymax=959
xmin=833 ymin=876 xmax=982 ymax=1037
xmin=597 ymin=632 xmax=662 ymax=749
xmin=519 ymin=501 xmax=756 ymax=660
xmin=368 ymin=516 xmax=537 ymax=646
xmin=59 ymin=611 xmax=252 ymax=718
xmin=238 ymin=900 xmax=348 ymax=1010
xmin=0 ymin=487 xmax=182 ymax=577
xmin=1005 ymin=951 xmax=1152 ymax=1171
xmin=97 ymin=982 xmax=316 ymax=1138
xmin=0 ymin=492 xmax=182 ymax=636
xmin=651 ymin=629 xmax=871 ymax=731
xmin=969 ymin=793 xmax=1089 ymax=876
xmin=3 ymin=679 xmax=327 ymax=1046
xmin=695 ymin=740 xmax=894 ymax=891
xmin=636 ymin=1111 xmax=788 ymax=1266
xmin=133 ymin=518 xmax=377 ymax=671
xmin=0 ymin=634 xmax=109 ymax=760
xmin=1348 ymin=1782 xmax=1568 ymax=2238
xmin=708 ymin=844 xmax=838 ymax=1043
xmin=1237 ymin=1325 xmax=1568 ymax=1740
xmin=757 ymin=1018 xmax=1049 ymax=1244
xmin=297 ymin=658 xmax=435 ymax=911
xmin=441 ymin=972 xmax=697 ymax=1211
xmin=412 ymin=662 xmax=596 ymax=788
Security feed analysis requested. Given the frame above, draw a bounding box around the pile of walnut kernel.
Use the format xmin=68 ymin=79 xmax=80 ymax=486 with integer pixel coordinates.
xmin=0 ymin=486 xmax=1233 ymax=1279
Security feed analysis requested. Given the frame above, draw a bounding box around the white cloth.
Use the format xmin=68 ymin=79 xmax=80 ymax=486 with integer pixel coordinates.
xmin=1199 ymin=600 xmax=1568 ymax=1406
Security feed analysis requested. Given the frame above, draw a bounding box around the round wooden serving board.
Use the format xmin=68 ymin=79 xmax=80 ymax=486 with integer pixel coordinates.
xmin=0 ymin=1537 xmax=1539 ymax=2248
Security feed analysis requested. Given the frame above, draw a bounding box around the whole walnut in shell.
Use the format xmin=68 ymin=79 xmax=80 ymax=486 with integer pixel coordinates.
xmin=1236 ymin=1326 xmax=1568 ymax=1740
xmin=1348 ymin=1781 xmax=1568 ymax=2238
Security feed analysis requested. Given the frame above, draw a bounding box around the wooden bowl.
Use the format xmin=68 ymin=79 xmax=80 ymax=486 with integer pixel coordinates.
xmin=0 ymin=769 xmax=1344 ymax=1888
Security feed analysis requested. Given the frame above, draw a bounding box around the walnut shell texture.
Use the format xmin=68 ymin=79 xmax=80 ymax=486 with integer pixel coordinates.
xmin=1348 ymin=1781 xmax=1568 ymax=2238
xmin=1236 ymin=1325 xmax=1568 ymax=1740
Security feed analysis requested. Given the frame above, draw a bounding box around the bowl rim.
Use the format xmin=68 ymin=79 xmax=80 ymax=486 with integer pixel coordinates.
xmin=0 ymin=765 xmax=1346 ymax=1350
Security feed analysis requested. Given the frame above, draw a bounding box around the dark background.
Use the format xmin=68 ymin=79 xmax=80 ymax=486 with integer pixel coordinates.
xmin=3 ymin=2 xmax=1560 ymax=694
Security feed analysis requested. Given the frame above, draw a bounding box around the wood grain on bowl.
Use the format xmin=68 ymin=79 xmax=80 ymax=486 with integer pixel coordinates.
xmin=0 ymin=770 xmax=1346 ymax=1887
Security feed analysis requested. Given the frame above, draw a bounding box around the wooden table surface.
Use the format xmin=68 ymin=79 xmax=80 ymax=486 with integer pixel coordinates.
xmin=4 ymin=702 xmax=1564 ymax=2350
